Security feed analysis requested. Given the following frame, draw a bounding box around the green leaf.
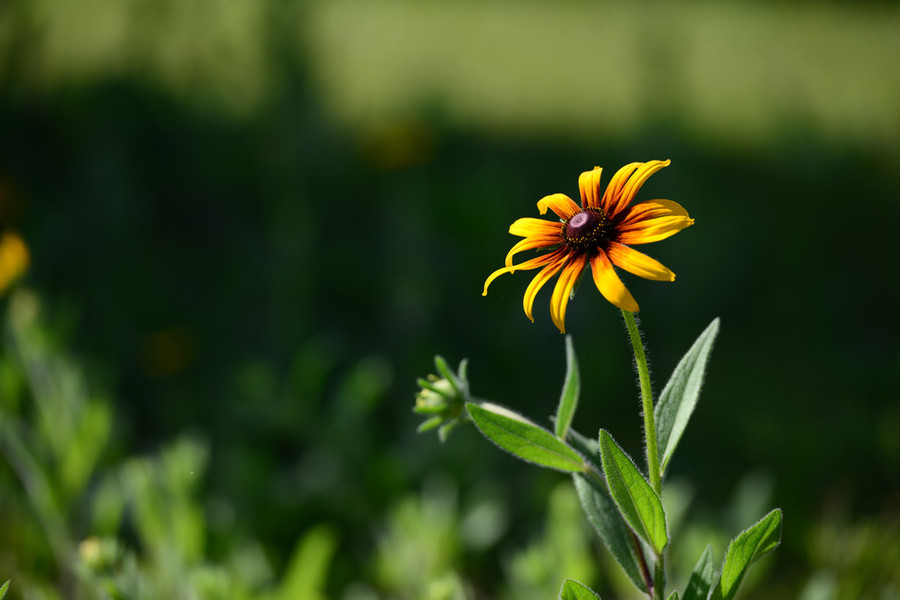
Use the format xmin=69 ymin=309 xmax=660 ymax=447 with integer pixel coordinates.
xmin=667 ymin=593 xmax=680 ymax=600
xmin=598 ymin=430 xmax=668 ymax=554
xmin=682 ymin=545 xmax=715 ymax=600
xmin=559 ymin=578 xmax=601 ymax=599
xmin=554 ymin=335 xmax=580 ymax=439
xmin=573 ymin=473 xmax=648 ymax=592
xmin=467 ymin=402 xmax=585 ymax=472
xmin=711 ymin=509 xmax=782 ymax=600
xmin=654 ymin=318 xmax=720 ymax=476
xmin=0 ymin=581 xmax=10 ymax=600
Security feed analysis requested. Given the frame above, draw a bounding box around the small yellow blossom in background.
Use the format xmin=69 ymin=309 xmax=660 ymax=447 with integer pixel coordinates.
xmin=0 ymin=231 xmax=30 ymax=296
xmin=483 ymin=160 xmax=693 ymax=333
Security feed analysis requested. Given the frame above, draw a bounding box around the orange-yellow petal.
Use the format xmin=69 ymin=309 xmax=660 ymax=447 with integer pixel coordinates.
xmin=600 ymin=162 xmax=641 ymax=214
xmin=617 ymin=215 xmax=694 ymax=245
xmin=607 ymin=241 xmax=675 ymax=282
xmin=509 ymin=217 xmax=562 ymax=238
xmin=549 ymin=254 xmax=587 ymax=333
xmin=618 ymin=199 xmax=690 ymax=226
xmin=589 ymin=250 xmax=639 ymax=313
xmin=578 ymin=167 xmax=603 ymax=209
xmin=483 ymin=250 xmax=563 ymax=295
xmin=605 ymin=160 xmax=670 ymax=218
xmin=522 ymin=253 xmax=568 ymax=322
xmin=504 ymin=235 xmax=562 ymax=267
xmin=537 ymin=193 xmax=580 ymax=220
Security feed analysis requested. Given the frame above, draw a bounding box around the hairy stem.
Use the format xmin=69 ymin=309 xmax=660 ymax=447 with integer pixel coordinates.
xmin=622 ymin=310 xmax=665 ymax=599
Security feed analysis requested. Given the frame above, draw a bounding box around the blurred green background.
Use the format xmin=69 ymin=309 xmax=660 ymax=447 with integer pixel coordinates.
xmin=1 ymin=0 xmax=899 ymax=598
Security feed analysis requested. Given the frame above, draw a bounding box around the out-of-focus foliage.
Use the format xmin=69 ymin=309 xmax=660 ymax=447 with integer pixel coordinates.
xmin=1 ymin=0 xmax=899 ymax=598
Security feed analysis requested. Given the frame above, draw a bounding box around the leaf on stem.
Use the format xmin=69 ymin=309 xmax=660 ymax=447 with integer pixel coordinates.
xmin=681 ymin=545 xmax=715 ymax=600
xmin=710 ymin=509 xmax=783 ymax=600
xmin=573 ymin=473 xmax=649 ymax=593
xmin=559 ymin=578 xmax=601 ymax=599
xmin=466 ymin=402 xmax=585 ymax=472
xmin=555 ymin=335 xmax=581 ymax=440
xmin=654 ymin=318 xmax=720 ymax=477
xmin=598 ymin=430 xmax=668 ymax=554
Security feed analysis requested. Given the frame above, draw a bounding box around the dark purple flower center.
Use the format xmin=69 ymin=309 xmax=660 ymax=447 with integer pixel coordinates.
xmin=564 ymin=209 xmax=610 ymax=251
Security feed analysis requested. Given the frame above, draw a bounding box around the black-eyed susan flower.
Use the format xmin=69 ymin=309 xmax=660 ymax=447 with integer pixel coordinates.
xmin=483 ymin=160 xmax=693 ymax=333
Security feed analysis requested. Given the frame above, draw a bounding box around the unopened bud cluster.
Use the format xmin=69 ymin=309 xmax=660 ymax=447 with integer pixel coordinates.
xmin=414 ymin=356 xmax=471 ymax=442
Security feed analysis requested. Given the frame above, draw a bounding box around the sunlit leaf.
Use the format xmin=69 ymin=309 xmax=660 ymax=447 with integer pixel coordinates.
xmin=467 ymin=403 xmax=585 ymax=472
xmin=573 ymin=473 xmax=648 ymax=592
xmin=655 ymin=318 xmax=720 ymax=477
xmin=559 ymin=578 xmax=601 ymax=599
xmin=682 ymin=545 xmax=714 ymax=600
xmin=0 ymin=581 xmax=9 ymax=600
xmin=598 ymin=430 xmax=668 ymax=554
xmin=554 ymin=335 xmax=580 ymax=440
xmin=710 ymin=509 xmax=782 ymax=600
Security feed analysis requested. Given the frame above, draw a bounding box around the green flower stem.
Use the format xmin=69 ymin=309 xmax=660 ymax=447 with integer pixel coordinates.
xmin=622 ymin=310 xmax=665 ymax=600
xmin=621 ymin=310 xmax=661 ymax=493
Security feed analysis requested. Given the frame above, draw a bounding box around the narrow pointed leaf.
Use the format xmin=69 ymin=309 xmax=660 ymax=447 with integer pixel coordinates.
xmin=559 ymin=578 xmax=601 ymax=599
xmin=0 ymin=581 xmax=8 ymax=600
xmin=467 ymin=402 xmax=585 ymax=472
xmin=573 ymin=473 xmax=648 ymax=592
xmin=655 ymin=318 xmax=720 ymax=476
xmin=555 ymin=335 xmax=580 ymax=439
xmin=682 ymin=545 xmax=715 ymax=600
xmin=710 ymin=509 xmax=782 ymax=600
xmin=599 ymin=430 xmax=668 ymax=554
xmin=667 ymin=593 xmax=680 ymax=600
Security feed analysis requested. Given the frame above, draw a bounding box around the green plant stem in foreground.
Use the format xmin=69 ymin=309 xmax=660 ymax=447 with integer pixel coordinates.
xmin=621 ymin=310 xmax=661 ymax=493
xmin=622 ymin=310 xmax=665 ymax=600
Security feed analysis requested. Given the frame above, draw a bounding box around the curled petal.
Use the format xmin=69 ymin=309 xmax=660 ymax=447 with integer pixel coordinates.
xmin=578 ymin=167 xmax=603 ymax=209
xmin=605 ymin=160 xmax=670 ymax=218
xmin=590 ymin=250 xmax=639 ymax=313
xmin=617 ymin=215 xmax=694 ymax=245
xmin=607 ymin=242 xmax=675 ymax=282
xmin=483 ymin=249 xmax=565 ymax=295
xmin=523 ymin=254 xmax=568 ymax=322
xmin=549 ymin=254 xmax=587 ymax=333
xmin=618 ymin=199 xmax=690 ymax=226
xmin=537 ymin=193 xmax=580 ymax=220
xmin=600 ymin=162 xmax=641 ymax=214
xmin=504 ymin=235 xmax=562 ymax=267
xmin=509 ymin=217 xmax=562 ymax=238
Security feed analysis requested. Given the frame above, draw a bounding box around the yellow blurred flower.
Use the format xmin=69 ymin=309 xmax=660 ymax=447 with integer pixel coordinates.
xmin=483 ymin=160 xmax=693 ymax=333
xmin=0 ymin=231 xmax=29 ymax=296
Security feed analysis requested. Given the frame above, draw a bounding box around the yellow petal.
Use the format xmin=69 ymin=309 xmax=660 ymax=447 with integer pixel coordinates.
xmin=522 ymin=254 xmax=567 ymax=322
xmin=509 ymin=217 xmax=562 ymax=238
xmin=549 ymin=254 xmax=586 ymax=333
xmin=617 ymin=215 xmax=694 ymax=245
xmin=590 ymin=250 xmax=639 ymax=312
xmin=578 ymin=167 xmax=603 ymax=209
xmin=606 ymin=160 xmax=670 ymax=218
xmin=505 ymin=235 xmax=561 ymax=267
xmin=483 ymin=249 xmax=563 ymax=295
xmin=607 ymin=242 xmax=675 ymax=282
xmin=601 ymin=162 xmax=641 ymax=214
xmin=537 ymin=193 xmax=580 ymax=220
xmin=619 ymin=199 xmax=690 ymax=226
